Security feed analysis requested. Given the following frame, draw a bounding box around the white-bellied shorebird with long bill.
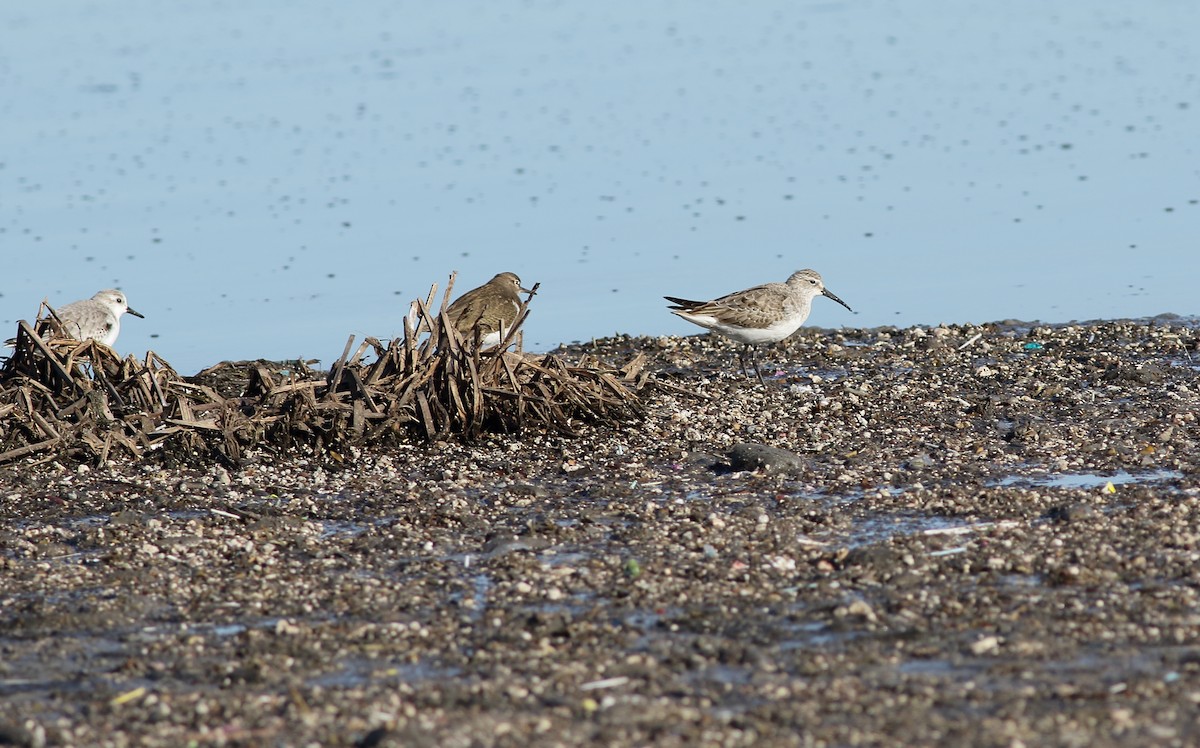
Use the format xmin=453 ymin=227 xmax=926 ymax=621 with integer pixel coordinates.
xmin=445 ymin=272 xmax=533 ymax=347
xmin=665 ymin=269 xmax=852 ymax=385
xmin=52 ymin=289 xmax=144 ymax=348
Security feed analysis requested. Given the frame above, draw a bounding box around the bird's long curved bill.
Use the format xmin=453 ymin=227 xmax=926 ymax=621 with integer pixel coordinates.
xmin=822 ymin=288 xmax=853 ymax=313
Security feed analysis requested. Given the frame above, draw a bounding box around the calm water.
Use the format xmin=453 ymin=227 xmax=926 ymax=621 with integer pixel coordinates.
xmin=3 ymin=1 xmax=1198 ymax=374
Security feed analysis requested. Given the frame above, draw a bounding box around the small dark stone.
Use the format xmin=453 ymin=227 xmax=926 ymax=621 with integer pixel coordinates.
xmin=726 ymin=442 xmax=807 ymax=475
xmin=1130 ymin=364 xmax=1165 ymax=384
xmin=843 ymin=544 xmax=903 ymax=570
xmin=0 ymin=723 xmax=34 ymax=748
xmin=682 ymin=450 xmax=723 ymax=470
xmin=1043 ymin=503 xmax=1099 ymax=524
xmin=509 ymin=482 xmax=549 ymax=498
xmin=356 ymin=728 xmax=391 ymax=748
xmin=1102 ymin=363 xmax=1165 ymax=384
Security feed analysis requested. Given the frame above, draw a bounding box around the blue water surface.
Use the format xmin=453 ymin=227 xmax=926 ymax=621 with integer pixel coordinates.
xmin=2 ymin=1 xmax=1197 ymax=374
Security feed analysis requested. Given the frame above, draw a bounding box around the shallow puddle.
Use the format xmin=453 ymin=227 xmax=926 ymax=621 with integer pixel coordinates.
xmin=896 ymin=658 xmax=987 ymax=678
xmin=848 ymin=514 xmax=979 ymax=547
xmin=319 ymin=519 xmax=371 ymax=539
xmin=308 ymin=658 xmax=462 ymax=689
xmin=994 ymin=469 xmax=1183 ymax=490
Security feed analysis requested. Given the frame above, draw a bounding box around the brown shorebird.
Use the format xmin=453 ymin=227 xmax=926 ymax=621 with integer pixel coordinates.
xmin=446 ymin=272 xmax=532 ymax=346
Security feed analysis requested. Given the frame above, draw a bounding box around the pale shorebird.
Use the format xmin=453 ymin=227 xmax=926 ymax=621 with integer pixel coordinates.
xmin=445 ymin=272 xmax=532 ymax=347
xmin=52 ymin=289 xmax=144 ymax=348
xmin=665 ymin=269 xmax=852 ymax=384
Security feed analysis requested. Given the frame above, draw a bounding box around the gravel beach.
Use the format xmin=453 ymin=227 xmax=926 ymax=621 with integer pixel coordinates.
xmin=2 ymin=318 xmax=1199 ymax=747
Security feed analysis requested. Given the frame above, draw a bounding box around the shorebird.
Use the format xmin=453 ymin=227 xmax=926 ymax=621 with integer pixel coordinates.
xmin=445 ymin=272 xmax=532 ymax=347
xmin=52 ymin=289 xmax=144 ymax=348
xmin=665 ymin=269 xmax=852 ymax=384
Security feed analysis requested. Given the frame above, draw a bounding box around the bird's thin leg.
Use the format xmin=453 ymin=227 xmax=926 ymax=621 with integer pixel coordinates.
xmin=749 ymin=346 xmax=766 ymax=386
xmin=739 ymin=344 xmax=766 ymax=386
xmin=737 ymin=344 xmax=750 ymax=380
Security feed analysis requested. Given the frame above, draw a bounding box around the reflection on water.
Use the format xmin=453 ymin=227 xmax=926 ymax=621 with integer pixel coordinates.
xmin=3 ymin=1 xmax=1197 ymax=374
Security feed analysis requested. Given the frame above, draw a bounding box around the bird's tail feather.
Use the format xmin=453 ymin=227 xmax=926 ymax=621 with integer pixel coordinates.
xmin=664 ymin=295 xmax=704 ymax=310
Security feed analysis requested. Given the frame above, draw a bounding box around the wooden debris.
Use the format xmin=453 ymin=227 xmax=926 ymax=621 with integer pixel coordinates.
xmin=0 ymin=277 xmax=648 ymax=466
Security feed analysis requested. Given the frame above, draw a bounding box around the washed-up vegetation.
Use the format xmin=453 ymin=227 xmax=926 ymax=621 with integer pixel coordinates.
xmin=0 ymin=282 xmax=649 ymax=466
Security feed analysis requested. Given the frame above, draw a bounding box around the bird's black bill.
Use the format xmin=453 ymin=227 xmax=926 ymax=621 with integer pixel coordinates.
xmin=822 ymin=289 xmax=853 ymax=313
xmin=127 ymin=308 xmax=145 ymax=318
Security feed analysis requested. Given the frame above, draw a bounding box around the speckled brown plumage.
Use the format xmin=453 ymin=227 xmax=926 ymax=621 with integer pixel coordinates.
xmin=445 ymin=272 xmax=531 ymax=346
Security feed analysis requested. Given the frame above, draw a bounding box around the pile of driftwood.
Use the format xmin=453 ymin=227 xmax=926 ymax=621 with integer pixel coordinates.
xmin=0 ymin=284 xmax=649 ymax=466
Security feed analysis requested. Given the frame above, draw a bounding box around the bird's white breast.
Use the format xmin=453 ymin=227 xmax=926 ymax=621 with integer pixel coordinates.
xmin=673 ymin=311 xmax=807 ymax=345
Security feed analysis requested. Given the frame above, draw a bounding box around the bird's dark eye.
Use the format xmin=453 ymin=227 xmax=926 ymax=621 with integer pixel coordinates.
xmin=808 ymin=279 xmax=816 ymax=285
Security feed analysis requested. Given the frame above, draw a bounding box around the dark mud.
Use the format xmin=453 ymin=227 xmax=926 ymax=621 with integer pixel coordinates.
xmin=2 ymin=318 xmax=1199 ymax=747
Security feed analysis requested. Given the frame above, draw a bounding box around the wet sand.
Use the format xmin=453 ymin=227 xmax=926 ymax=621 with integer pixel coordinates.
xmin=2 ymin=318 xmax=1198 ymax=747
